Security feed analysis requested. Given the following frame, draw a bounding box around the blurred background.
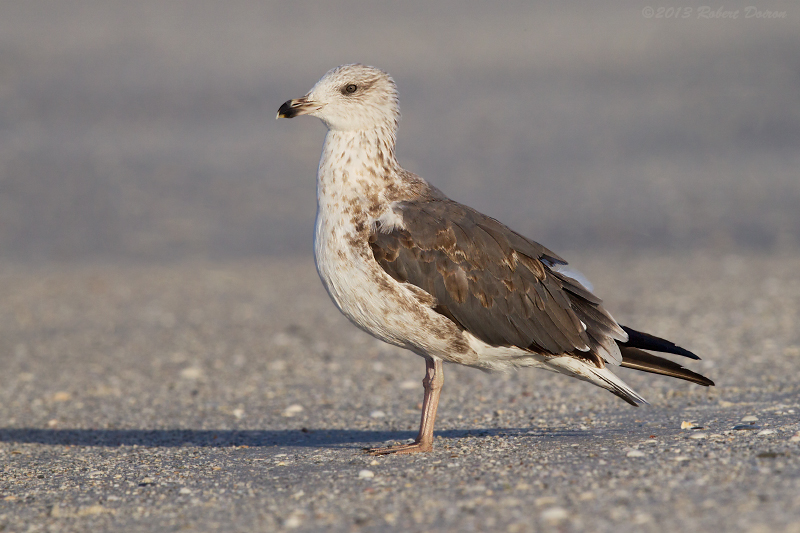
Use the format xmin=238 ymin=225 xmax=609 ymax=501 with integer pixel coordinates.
xmin=1 ymin=0 xmax=798 ymax=263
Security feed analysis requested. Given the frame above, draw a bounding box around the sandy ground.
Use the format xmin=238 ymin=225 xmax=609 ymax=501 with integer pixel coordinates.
xmin=1 ymin=252 xmax=799 ymax=532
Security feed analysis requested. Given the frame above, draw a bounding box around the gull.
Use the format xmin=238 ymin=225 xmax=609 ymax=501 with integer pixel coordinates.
xmin=277 ymin=64 xmax=713 ymax=455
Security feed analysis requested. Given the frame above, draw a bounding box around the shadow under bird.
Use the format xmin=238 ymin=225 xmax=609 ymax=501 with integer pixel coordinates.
xmin=277 ymin=64 xmax=714 ymax=455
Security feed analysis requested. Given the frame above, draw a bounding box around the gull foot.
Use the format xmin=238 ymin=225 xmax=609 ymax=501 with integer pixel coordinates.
xmin=364 ymin=441 xmax=433 ymax=455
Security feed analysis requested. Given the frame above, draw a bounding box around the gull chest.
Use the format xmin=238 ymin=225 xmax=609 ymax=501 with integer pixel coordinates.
xmin=312 ymin=142 xmax=409 ymax=346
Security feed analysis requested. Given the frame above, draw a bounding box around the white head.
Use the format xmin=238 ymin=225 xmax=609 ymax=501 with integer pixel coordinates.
xmin=277 ymin=64 xmax=399 ymax=134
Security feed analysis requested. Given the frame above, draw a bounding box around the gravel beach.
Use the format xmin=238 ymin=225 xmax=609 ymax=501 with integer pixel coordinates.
xmin=1 ymin=252 xmax=799 ymax=532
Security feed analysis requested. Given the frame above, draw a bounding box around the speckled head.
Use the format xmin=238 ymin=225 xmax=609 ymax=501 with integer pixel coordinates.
xmin=277 ymin=64 xmax=399 ymax=133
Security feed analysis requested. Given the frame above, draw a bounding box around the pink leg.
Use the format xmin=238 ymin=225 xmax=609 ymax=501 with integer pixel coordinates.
xmin=366 ymin=358 xmax=443 ymax=455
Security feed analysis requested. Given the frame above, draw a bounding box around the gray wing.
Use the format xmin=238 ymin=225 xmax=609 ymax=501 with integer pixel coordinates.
xmin=368 ymin=197 xmax=628 ymax=366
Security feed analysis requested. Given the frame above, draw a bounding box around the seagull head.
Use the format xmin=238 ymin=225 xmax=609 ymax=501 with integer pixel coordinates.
xmin=277 ymin=64 xmax=399 ymax=133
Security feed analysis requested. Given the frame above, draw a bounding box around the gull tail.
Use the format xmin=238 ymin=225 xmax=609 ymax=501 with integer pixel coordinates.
xmin=546 ymin=356 xmax=648 ymax=406
xmin=619 ymin=347 xmax=715 ymax=386
xmin=620 ymin=325 xmax=699 ymax=360
xmin=617 ymin=326 xmax=714 ymax=387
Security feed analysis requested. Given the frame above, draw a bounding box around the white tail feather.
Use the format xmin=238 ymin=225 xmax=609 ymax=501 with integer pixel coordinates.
xmin=545 ymin=356 xmax=648 ymax=405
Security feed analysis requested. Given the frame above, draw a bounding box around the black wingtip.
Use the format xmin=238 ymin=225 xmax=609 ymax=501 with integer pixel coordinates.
xmin=620 ymin=325 xmax=700 ymax=360
xmin=620 ymin=347 xmax=715 ymax=386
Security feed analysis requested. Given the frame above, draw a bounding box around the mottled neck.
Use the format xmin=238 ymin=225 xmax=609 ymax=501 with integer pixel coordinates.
xmin=318 ymin=127 xmax=401 ymax=201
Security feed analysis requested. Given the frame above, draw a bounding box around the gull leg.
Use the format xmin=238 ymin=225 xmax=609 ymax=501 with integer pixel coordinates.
xmin=366 ymin=358 xmax=443 ymax=455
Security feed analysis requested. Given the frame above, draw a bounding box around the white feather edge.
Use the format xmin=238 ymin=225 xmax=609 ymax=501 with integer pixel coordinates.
xmin=545 ymin=356 xmax=648 ymax=405
xmin=549 ymin=263 xmax=594 ymax=292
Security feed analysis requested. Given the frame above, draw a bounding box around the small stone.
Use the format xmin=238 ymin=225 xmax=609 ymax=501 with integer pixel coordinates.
xmin=358 ymin=469 xmax=375 ymax=479
xmin=76 ymin=505 xmax=111 ymax=516
xmin=179 ymin=487 xmax=192 ymax=495
xmin=283 ymin=404 xmax=304 ymax=417
xmin=284 ymin=511 xmax=304 ymax=529
xmin=541 ymin=507 xmax=569 ymax=524
xmin=53 ymin=391 xmax=71 ymax=402
xmin=756 ymin=429 xmax=776 ymax=437
xmin=689 ymin=433 xmax=708 ymax=440
xmin=741 ymin=415 xmax=759 ymax=422
xmin=231 ymin=408 xmax=245 ymax=419
xmin=399 ymin=380 xmax=418 ymax=390
xmin=627 ymin=450 xmax=646 ymax=458
xmin=535 ymin=496 xmax=557 ymax=507
xmin=681 ymin=421 xmax=699 ymax=430
xmin=790 ymin=432 xmax=800 ymax=443
xmin=179 ymin=367 xmax=204 ymax=380
xmin=141 ymin=477 xmax=155 ymax=485
xmin=370 ymin=410 xmax=386 ymax=418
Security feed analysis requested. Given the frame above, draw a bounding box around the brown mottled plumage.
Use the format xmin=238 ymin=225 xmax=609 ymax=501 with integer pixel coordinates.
xmin=278 ymin=64 xmax=713 ymax=455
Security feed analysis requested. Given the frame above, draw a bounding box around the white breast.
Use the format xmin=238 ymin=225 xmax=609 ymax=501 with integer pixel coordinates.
xmin=312 ymin=131 xmax=417 ymax=349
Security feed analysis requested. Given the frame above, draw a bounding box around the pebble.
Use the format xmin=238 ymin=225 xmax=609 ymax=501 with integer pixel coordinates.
xmin=541 ymin=507 xmax=569 ymax=524
xmin=282 ymin=404 xmax=304 ymax=417
xmin=741 ymin=415 xmax=759 ymax=422
xmin=358 ymin=470 xmax=375 ymax=479
xmin=179 ymin=367 xmax=204 ymax=380
xmin=689 ymin=433 xmax=708 ymax=440
xmin=284 ymin=511 xmax=304 ymax=529
xmin=53 ymin=392 xmax=72 ymax=402
xmin=627 ymin=450 xmax=646 ymax=458
xmin=179 ymin=487 xmax=192 ymax=495
xmin=756 ymin=429 xmax=776 ymax=437
xmin=370 ymin=410 xmax=386 ymax=418
xmin=535 ymin=496 xmax=557 ymax=507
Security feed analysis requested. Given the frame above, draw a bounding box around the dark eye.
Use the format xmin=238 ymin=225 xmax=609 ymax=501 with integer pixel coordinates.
xmin=344 ymin=84 xmax=358 ymax=94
